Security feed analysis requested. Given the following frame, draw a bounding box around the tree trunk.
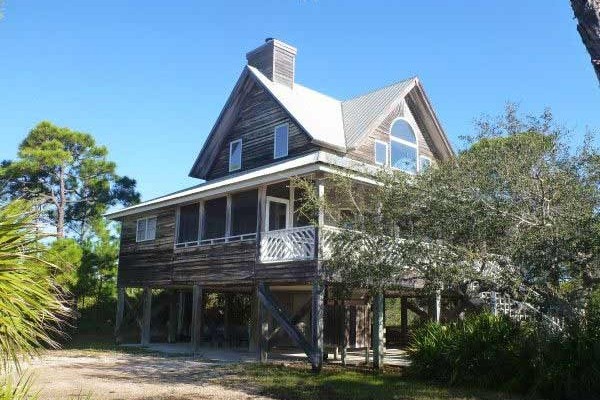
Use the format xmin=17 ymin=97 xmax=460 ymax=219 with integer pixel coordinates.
xmin=57 ymin=166 xmax=66 ymax=239
xmin=571 ymin=0 xmax=600 ymax=84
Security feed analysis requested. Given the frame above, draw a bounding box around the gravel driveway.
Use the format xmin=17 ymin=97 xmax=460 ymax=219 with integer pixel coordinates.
xmin=27 ymin=349 xmax=273 ymax=400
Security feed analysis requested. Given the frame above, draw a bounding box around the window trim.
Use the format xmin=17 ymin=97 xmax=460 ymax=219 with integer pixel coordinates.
xmin=273 ymin=123 xmax=289 ymax=159
xmin=265 ymin=196 xmax=290 ymax=232
xmin=136 ymin=216 xmax=157 ymax=242
xmin=374 ymin=139 xmax=389 ymax=166
xmin=229 ymin=138 xmax=242 ymax=172
xmin=419 ymin=155 xmax=432 ymax=171
xmin=389 ymin=117 xmax=419 ymax=173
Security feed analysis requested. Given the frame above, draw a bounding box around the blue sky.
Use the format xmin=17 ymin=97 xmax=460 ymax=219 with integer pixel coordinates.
xmin=1 ymin=0 xmax=599 ymax=201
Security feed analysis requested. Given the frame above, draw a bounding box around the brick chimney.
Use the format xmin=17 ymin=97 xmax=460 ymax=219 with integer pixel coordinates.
xmin=246 ymin=38 xmax=297 ymax=88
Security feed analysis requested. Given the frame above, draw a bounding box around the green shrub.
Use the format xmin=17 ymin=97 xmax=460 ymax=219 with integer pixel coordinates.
xmin=407 ymin=311 xmax=600 ymax=399
xmin=407 ymin=313 xmax=533 ymax=390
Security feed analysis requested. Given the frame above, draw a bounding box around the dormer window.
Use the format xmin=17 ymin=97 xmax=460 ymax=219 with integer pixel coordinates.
xmin=390 ymin=119 xmax=418 ymax=173
xmin=274 ymin=124 xmax=289 ymax=159
xmin=229 ymin=139 xmax=242 ymax=172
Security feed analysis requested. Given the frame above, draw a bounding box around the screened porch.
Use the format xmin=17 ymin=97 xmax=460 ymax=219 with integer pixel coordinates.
xmin=173 ymin=180 xmax=320 ymax=262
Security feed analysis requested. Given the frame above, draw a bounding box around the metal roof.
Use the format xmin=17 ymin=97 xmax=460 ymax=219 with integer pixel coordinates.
xmin=341 ymin=78 xmax=416 ymax=148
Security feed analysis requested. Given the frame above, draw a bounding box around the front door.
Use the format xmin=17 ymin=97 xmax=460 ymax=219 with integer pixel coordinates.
xmin=266 ymin=197 xmax=289 ymax=231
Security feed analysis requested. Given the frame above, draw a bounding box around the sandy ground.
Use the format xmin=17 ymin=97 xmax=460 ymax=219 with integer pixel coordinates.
xmin=25 ymin=350 xmax=273 ymax=400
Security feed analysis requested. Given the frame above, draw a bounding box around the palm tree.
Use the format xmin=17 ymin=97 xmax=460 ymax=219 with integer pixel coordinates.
xmin=0 ymin=200 xmax=70 ymax=373
xmin=571 ymin=0 xmax=600 ymax=83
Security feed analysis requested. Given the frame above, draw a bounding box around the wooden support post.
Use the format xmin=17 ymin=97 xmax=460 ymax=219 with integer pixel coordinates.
xmin=224 ymin=293 xmax=232 ymax=347
xmin=249 ymin=287 xmax=259 ymax=352
xmin=341 ymin=300 xmax=350 ymax=366
xmin=311 ymin=281 xmax=324 ymax=372
xmin=115 ymin=287 xmax=125 ymax=344
xmin=258 ymin=285 xmax=269 ymax=363
xmin=176 ymin=290 xmax=185 ymax=337
xmin=141 ymin=287 xmax=152 ymax=346
xmin=400 ymin=296 xmax=408 ymax=345
xmin=167 ymin=290 xmax=177 ymax=343
xmin=373 ymin=292 xmax=385 ymax=369
xmin=191 ymin=285 xmax=204 ymax=351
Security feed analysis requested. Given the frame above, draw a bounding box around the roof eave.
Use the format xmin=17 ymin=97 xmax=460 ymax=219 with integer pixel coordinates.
xmin=188 ymin=67 xmax=251 ymax=179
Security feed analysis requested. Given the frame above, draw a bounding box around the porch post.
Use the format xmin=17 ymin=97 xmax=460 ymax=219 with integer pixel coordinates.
xmin=288 ymin=182 xmax=295 ymax=227
xmin=115 ymin=287 xmax=125 ymax=344
xmin=400 ymin=296 xmax=408 ymax=345
xmin=373 ymin=291 xmax=385 ymax=369
xmin=191 ymin=284 xmax=204 ymax=351
xmin=311 ymin=280 xmax=324 ymax=372
xmin=167 ymin=289 xmax=177 ymax=343
xmin=316 ymin=178 xmax=325 ymax=226
xmin=141 ymin=287 xmax=152 ymax=346
xmin=225 ymin=195 xmax=232 ymax=237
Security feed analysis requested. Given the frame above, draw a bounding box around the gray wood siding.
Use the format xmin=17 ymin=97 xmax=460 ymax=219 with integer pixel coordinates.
xmin=117 ymin=204 xmax=317 ymax=288
xmin=118 ymin=207 xmax=176 ymax=287
xmin=172 ymin=242 xmax=256 ymax=286
xmin=347 ymin=99 xmax=436 ymax=165
xmin=205 ymin=84 xmax=318 ymax=180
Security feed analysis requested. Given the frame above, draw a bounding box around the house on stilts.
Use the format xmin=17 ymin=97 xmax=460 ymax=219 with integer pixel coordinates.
xmin=105 ymin=38 xmax=454 ymax=370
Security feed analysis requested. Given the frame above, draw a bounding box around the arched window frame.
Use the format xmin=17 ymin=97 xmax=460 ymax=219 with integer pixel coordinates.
xmin=389 ymin=117 xmax=420 ymax=173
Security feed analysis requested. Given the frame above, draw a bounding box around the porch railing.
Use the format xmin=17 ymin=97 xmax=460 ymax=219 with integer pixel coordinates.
xmin=259 ymin=226 xmax=316 ymax=263
xmin=175 ymin=233 xmax=257 ymax=249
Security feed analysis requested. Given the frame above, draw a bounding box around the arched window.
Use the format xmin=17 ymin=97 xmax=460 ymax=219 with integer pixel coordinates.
xmin=390 ymin=119 xmax=418 ymax=173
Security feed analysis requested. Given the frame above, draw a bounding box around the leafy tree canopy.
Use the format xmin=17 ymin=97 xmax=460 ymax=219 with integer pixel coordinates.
xmin=0 ymin=121 xmax=140 ymax=240
xmin=297 ymin=104 xmax=600 ymax=317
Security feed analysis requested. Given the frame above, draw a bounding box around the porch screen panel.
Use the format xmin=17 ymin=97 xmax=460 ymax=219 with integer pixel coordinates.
xmin=231 ymin=189 xmax=258 ymax=235
xmin=293 ymin=185 xmax=312 ymax=227
xmin=177 ymin=204 xmax=200 ymax=244
xmin=203 ymin=197 xmax=227 ymax=239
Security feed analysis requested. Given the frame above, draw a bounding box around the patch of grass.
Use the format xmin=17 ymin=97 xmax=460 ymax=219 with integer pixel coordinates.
xmin=223 ymin=363 xmax=522 ymax=400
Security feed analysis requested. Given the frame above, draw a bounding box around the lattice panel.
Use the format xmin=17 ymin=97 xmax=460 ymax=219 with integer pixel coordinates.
xmin=259 ymin=226 xmax=316 ymax=263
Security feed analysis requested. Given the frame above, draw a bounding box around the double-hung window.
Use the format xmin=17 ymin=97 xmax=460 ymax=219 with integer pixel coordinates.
xmin=274 ymin=124 xmax=289 ymax=159
xmin=229 ymin=139 xmax=242 ymax=172
xmin=390 ymin=119 xmax=418 ymax=173
xmin=136 ymin=216 xmax=157 ymax=242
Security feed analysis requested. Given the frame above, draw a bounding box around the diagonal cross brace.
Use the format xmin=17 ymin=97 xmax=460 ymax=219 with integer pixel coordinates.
xmin=257 ymin=283 xmax=318 ymax=365
xmin=267 ymin=298 xmax=311 ymax=341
